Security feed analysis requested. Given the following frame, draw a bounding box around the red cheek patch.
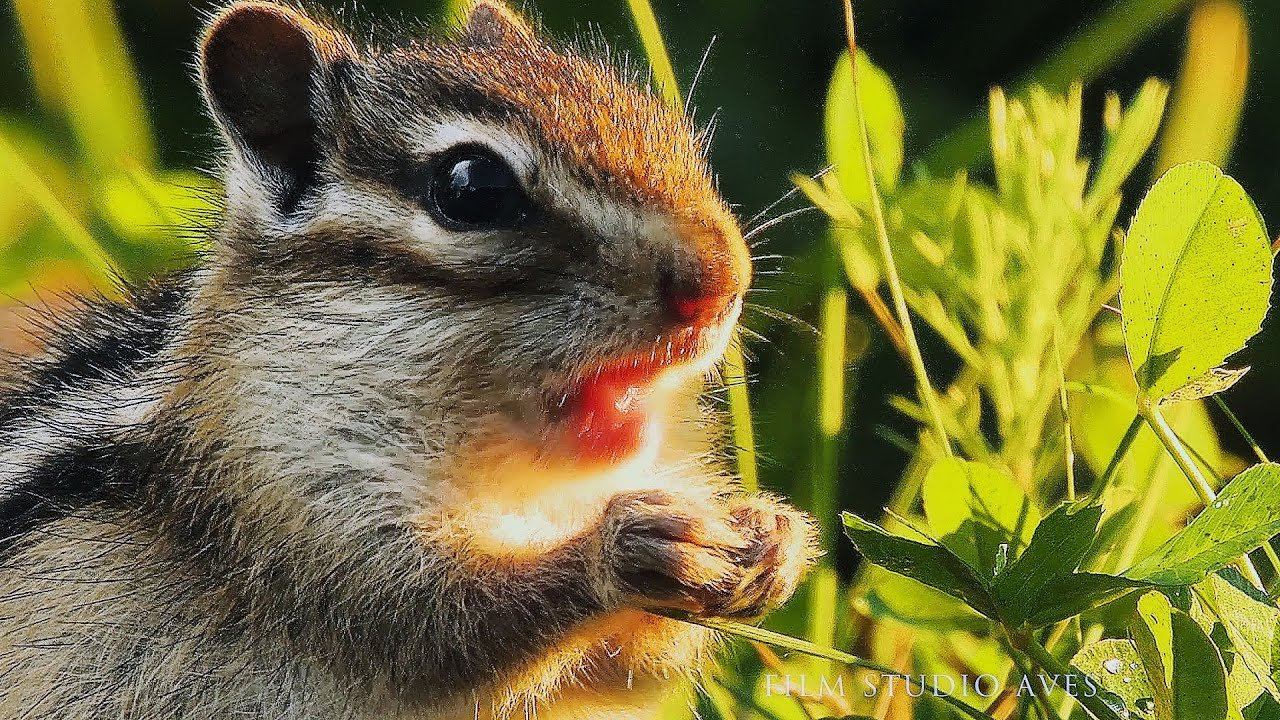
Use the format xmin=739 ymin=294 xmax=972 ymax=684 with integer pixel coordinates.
xmin=558 ymin=331 xmax=703 ymax=466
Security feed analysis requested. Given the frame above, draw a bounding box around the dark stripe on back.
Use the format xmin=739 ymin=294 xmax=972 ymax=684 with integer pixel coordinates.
xmin=0 ymin=276 xmax=192 ymax=432
xmin=0 ymin=438 xmax=144 ymax=560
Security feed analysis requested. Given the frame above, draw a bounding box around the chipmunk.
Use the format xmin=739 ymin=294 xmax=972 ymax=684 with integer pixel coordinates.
xmin=0 ymin=2 xmax=817 ymax=718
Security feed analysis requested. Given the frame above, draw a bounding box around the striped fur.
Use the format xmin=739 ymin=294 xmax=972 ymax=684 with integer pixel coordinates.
xmin=0 ymin=2 xmax=816 ymax=718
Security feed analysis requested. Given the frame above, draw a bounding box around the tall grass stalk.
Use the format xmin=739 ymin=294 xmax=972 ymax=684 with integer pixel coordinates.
xmin=624 ymin=0 xmax=680 ymax=108
xmin=622 ymin=0 xmax=761 ymax=493
xmin=809 ymin=286 xmax=846 ymax=652
xmin=841 ymin=0 xmax=953 ymax=458
xmin=1214 ymin=395 xmax=1269 ymax=465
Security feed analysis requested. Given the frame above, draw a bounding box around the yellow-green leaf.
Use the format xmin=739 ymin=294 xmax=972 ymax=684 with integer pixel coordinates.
xmin=1072 ymin=639 xmax=1156 ymax=718
xmin=1124 ymin=464 xmax=1280 ymax=585
xmin=825 ymin=49 xmax=904 ymax=206
xmin=1121 ymin=161 xmax=1272 ymax=402
xmin=1196 ymin=572 xmax=1280 ymax=701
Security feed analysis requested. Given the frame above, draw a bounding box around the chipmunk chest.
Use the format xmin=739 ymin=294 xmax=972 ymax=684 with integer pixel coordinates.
xmin=435 ymin=457 xmax=681 ymax=556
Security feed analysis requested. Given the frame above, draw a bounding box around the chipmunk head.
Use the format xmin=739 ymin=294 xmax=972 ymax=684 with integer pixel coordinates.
xmin=196 ymin=0 xmax=749 ymax=469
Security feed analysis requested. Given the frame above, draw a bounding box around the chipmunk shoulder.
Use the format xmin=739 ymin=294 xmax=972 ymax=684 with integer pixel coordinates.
xmin=0 ymin=2 xmax=817 ymax=718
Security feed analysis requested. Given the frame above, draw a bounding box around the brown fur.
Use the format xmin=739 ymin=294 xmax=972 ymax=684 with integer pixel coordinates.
xmin=0 ymin=2 xmax=816 ymax=718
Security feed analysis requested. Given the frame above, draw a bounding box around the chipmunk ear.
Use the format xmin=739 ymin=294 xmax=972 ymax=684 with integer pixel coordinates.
xmin=460 ymin=0 xmax=536 ymax=47
xmin=199 ymin=2 xmax=353 ymax=211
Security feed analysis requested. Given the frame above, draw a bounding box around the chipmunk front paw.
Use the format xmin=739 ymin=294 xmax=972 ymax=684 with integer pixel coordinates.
xmin=599 ymin=490 xmax=817 ymax=619
xmin=717 ymin=494 xmax=819 ymax=619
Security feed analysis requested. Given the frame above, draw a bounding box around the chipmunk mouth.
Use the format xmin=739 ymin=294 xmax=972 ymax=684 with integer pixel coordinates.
xmin=552 ymin=310 xmax=737 ymax=466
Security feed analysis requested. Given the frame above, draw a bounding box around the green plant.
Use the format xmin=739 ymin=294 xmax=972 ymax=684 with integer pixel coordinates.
xmin=629 ymin=2 xmax=1280 ymax=719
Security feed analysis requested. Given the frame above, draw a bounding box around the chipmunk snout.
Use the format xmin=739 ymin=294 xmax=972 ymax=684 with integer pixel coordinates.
xmin=658 ymin=222 xmax=751 ymax=328
xmin=660 ymin=274 xmax=740 ymax=327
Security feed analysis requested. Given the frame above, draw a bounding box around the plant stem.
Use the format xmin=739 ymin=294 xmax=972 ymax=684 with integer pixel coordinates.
xmin=751 ymin=641 xmax=850 ymax=718
xmin=1052 ymin=329 xmax=1076 ymax=501
xmin=1140 ymin=400 xmax=1265 ymax=589
xmin=1208 ymin=395 xmax=1280 ymax=594
xmin=1001 ymin=638 xmax=1064 ymax=720
xmin=1086 ymin=414 xmax=1143 ymax=505
xmin=659 ymin=611 xmax=996 ymax=720
xmin=723 ymin=341 xmax=760 ymax=492
xmin=841 ymin=0 xmax=954 ymax=458
xmin=1214 ymin=395 xmax=1269 ymax=464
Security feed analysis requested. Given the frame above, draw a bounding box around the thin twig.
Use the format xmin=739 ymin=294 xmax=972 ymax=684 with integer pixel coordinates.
xmin=1086 ymin=414 xmax=1143 ymax=505
xmin=1213 ymin=395 xmax=1269 ymax=464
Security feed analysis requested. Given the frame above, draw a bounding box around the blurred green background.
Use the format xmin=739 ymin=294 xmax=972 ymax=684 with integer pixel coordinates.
xmin=1 ymin=0 xmax=1278 ymax=576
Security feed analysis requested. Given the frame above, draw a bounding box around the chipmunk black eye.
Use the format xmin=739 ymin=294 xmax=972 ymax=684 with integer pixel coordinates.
xmin=427 ymin=148 xmax=531 ymax=230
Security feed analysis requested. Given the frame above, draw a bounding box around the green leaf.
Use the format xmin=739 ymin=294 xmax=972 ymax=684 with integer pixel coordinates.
xmin=1125 ymin=464 xmax=1280 ymax=585
xmin=1196 ymin=573 xmax=1280 ymax=701
xmin=861 ymin=569 xmax=989 ymax=632
xmin=822 ymin=49 xmax=903 ymax=291
xmin=1072 ymin=639 xmax=1157 ymax=718
xmin=825 ymin=49 xmax=904 ymax=206
xmin=1132 ymin=591 xmax=1230 ymax=720
xmin=922 ymin=458 xmax=1040 ymax=578
xmin=990 ymin=503 xmax=1103 ymax=626
xmin=1022 ymin=572 xmax=1144 ymax=627
xmin=1121 ymin=161 xmax=1273 ymax=402
xmin=841 ymin=512 xmax=997 ymax=618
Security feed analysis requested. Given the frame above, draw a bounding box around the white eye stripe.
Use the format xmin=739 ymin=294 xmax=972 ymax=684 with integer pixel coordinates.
xmin=407 ymin=114 xmax=538 ymax=185
xmin=401 ymin=114 xmax=650 ymax=240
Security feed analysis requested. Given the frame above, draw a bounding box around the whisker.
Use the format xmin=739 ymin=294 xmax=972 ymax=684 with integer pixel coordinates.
xmin=744 ymin=206 xmax=818 ymax=240
xmin=685 ymin=35 xmax=717 ymax=117
xmin=696 ymin=109 xmax=722 ymax=148
xmin=736 ymin=325 xmax=769 ymax=344
xmin=744 ymin=302 xmax=818 ymax=335
xmin=743 ymin=164 xmax=834 ymax=229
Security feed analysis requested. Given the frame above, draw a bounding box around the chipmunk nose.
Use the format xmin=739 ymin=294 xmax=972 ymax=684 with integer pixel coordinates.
xmin=659 ymin=221 xmax=751 ymax=327
xmin=662 ymin=282 xmax=739 ymax=326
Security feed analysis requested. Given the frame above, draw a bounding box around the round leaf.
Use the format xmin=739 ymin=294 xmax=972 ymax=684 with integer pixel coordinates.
xmin=1121 ymin=161 xmax=1272 ymax=402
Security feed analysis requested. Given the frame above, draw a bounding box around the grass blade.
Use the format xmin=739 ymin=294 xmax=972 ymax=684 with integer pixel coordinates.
xmin=0 ymin=130 xmax=120 ymax=289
